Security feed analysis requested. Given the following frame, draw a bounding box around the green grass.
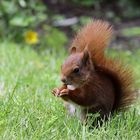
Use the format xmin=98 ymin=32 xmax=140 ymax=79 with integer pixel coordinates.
xmin=121 ymin=27 xmax=140 ymax=37
xmin=0 ymin=41 xmax=140 ymax=140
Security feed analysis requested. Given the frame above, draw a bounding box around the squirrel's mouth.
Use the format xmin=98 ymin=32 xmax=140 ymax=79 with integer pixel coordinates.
xmin=67 ymin=85 xmax=77 ymax=90
xmin=66 ymin=79 xmax=87 ymax=90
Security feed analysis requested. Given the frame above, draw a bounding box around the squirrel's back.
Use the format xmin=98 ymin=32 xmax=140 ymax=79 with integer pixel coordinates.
xmin=70 ymin=19 xmax=136 ymax=111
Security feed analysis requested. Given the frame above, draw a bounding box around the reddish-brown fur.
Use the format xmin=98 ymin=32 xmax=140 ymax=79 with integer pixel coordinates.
xmin=52 ymin=19 xmax=136 ymax=121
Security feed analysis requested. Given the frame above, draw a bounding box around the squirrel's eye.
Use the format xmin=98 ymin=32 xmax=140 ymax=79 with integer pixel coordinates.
xmin=73 ymin=67 xmax=79 ymax=73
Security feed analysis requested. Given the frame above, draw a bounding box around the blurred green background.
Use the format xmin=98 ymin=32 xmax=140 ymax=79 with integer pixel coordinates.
xmin=0 ymin=0 xmax=140 ymax=50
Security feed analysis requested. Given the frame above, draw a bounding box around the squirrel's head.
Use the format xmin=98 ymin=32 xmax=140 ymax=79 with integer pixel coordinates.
xmin=61 ymin=47 xmax=94 ymax=90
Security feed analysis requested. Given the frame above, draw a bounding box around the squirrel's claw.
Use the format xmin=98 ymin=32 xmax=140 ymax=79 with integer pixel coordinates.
xmin=52 ymin=88 xmax=60 ymax=97
xmin=52 ymin=88 xmax=69 ymax=97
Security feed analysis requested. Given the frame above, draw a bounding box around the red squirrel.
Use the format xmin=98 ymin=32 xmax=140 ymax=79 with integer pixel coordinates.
xmin=52 ymin=19 xmax=135 ymax=122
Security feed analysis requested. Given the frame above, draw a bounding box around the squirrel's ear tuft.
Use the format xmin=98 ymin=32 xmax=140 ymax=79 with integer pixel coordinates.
xmin=70 ymin=46 xmax=76 ymax=54
xmin=82 ymin=49 xmax=89 ymax=65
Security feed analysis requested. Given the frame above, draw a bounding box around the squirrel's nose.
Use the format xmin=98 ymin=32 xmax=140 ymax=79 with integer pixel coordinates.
xmin=61 ymin=78 xmax=67 ymax=84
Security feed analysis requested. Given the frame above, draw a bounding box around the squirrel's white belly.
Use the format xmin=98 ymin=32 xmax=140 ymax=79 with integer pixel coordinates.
xmin=64 ymin=101 xmax=86 ymax=121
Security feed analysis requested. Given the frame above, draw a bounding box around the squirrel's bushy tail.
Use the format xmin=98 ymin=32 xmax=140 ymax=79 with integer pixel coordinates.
xmin=71 ymin=19 xmax=112 ymax=57
xmin=71 ymin=19 xmax=136 ymax=111
xmin=96 ymin=59 xmax=136 ymax=111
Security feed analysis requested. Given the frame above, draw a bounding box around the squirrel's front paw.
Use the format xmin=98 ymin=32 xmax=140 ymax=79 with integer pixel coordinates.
xmin=59 ymin=88 xmax=69 ymax=96
xmin=52 ymin=88 xmax=69 ymax=97
xmin=52 ymin=88 xmax=61 ymax=97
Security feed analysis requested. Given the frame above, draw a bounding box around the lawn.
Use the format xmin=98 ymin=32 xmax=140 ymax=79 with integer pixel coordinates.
xmin=0 ymin=41 xmax=140 ymax=140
